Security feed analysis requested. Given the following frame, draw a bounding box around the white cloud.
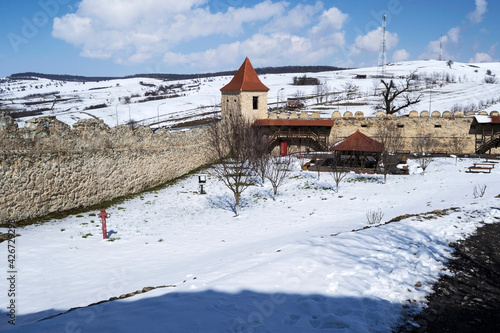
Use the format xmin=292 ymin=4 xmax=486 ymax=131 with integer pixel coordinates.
xmin=163 ymin=32 xmax=339 ymax=71
xmin=419 ymin=28 xmax=460 ymax=60
xmin=469 ymin=52 xmax=493 ymax=63
xmin=350 ymin=27 xmax=398 ymax=57
xmin=467 ymin=0 xmax=487 ymax=24
xmin=309 ymin=7 xmax=349 ymax=36
xmin=392 ymin=49 xmax=410 ymax=62
xmin=52 ymin=0 xmax=287 ymax=65
xmin=261 ymin=2 xmax=323 ymax=34
xmin=447 ymin=27 xmax=461 ymax=43
xmin=52 ymin=14 xmax=93 ymax=46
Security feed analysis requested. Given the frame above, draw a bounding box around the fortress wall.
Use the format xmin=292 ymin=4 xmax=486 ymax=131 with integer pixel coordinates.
xmin=0 ymin=115 xmax=213 ymax=224
xmin=330 ymin=116 xmax=475 ymax=153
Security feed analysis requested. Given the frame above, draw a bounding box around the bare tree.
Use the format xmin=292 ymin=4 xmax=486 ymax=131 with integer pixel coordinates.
xmin=265 ymin=155 xmax=293 ymax=200
xmin=314 ymin=81 xmax=329 ymax=104
xmin=208 ymin=115 xmax=258 ymax=216
xmin=250 ymin=126 xmax=272 ymax=186
xmin=413 ymin=131 xmax=435 ymax=175
xmin=378 ymin=71 xmax=423 ymax=115
xmin=342 ymin=81 xmax=359 ymax=100
xmin=327 ymin=153 xmax=348 ymax=192
xmin=447 ymin=134 xmax=468 ymax=154
xmin=376 ymin=121 xmax=404 ymax=183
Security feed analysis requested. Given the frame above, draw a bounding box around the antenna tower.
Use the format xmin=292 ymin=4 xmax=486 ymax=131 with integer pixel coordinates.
xmin=439 ymin=34 xmax=443 ymax=61
xmin=377 ymin=14 xmax=387 ymax=76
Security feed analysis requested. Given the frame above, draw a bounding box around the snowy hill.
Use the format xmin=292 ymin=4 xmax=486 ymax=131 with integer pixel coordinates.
xmin=1 ymin=60 xmax=500 ymax=332
xmin=1 ymin=60 xmax=500 ymax=129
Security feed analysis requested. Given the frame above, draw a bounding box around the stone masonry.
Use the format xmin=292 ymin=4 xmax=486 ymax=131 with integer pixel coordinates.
xmin=0 ymin=115 xmax=213 ymax=224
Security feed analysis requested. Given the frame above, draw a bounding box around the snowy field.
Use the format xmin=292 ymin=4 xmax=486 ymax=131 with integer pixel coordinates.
xmin=1 ymin=156 xmax=499 ymax=332
xmin=2 ymin=59 xmax=500 ymax=129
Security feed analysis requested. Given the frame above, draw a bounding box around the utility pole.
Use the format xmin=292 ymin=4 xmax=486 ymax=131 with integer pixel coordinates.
xmin=377 ymin=14 xmax=387 ymax=76
xmin=439 ymin=34 xmax=443 ymax=61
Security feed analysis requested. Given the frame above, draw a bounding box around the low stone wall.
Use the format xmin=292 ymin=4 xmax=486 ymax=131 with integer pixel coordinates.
xmin=0 ymin=115 xmax=213 ymax=224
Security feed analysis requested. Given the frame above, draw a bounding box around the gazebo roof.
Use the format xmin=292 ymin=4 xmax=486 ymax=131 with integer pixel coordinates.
xmin=220 ymin=57 xmax=270 ymax=92
xmin=330 ymin=130 xmax=384 ymax=153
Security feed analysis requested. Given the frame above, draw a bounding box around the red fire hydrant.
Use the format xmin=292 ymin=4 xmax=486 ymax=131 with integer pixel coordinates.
xmin=98 ymin=209 xmax=108 ymax=239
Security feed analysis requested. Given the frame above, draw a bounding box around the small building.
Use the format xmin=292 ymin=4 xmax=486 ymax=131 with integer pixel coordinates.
xmin=330 ymin=130 xmax=383 ymax=170
xmin=220 ymin=57 xmax=269 ymax=122
xmin=469 ymin=115 xmax=500 ymax=154
xmin=221 ymin=57 xmax=333 ymax=155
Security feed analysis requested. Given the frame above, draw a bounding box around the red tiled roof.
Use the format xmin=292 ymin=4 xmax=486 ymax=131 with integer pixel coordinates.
xmin=220 ymin=57 xmax=270 ymax=92
xmin=331 ymin=130 xmax=384 ymax=152
xmin=253 ymin=119 xmax=334 ymax=127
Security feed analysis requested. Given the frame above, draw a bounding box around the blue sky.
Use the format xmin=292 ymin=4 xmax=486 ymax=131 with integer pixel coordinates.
xmin=1 ymin=0 xmax=498 ymax=77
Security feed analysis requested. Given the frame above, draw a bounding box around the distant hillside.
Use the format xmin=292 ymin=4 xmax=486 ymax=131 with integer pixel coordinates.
xmin=8 ymin=65 xmax=347 ymax=83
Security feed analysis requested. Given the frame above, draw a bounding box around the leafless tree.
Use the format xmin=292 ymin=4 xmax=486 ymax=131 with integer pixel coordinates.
xmin=378 ymin=71 xmax=423 ymax=115
xmin=376 ymin=121 xmax=404 ymax=183
xmin=207 ymin=114 xmax=258 ymax=216
xmin=327 ymin=153 xmax=349 ymax=192
xmin=413 ymin=131 xmax=435 ymax=175
xmin=447 ymin=134 xmax=468 ymax=154
xmin=265 ymin=155 xmax=293 ymax=200
xmin=314 ymin=81 xmax=329 ymax=104
xmin=250 ymin=126 xmax=272 ymax=186
xmin=342 ymin=81 xmax=359 ymax=100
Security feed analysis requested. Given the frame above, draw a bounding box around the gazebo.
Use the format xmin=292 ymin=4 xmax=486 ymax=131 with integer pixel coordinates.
xmin=330 ymin=130 xmax=384 ymax=170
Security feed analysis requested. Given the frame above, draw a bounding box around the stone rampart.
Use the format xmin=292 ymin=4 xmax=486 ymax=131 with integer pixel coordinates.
xmin=0 ymin=115 xmax=213 ymax=224
xmin=268 ymin=110 xmax=499 ymax=154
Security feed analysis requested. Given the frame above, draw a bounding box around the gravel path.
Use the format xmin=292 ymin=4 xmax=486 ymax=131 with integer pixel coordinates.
xmin=400 ymin=219 xmax=500 ymax=332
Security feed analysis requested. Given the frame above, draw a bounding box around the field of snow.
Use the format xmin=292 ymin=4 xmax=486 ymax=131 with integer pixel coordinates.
xmin=1 ymin=156 xmax=499 ymax=332
xmin=2 ymin=60 xmax=500 ymax=129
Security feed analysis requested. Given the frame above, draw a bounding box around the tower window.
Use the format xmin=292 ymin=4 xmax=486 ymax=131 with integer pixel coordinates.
xmin=253 ymin=96 xmax=258 ymax=110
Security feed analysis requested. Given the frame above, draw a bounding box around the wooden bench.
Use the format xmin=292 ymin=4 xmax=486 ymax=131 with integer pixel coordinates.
xmin=484 ymin=158 xmax=500 ymax=163
xmin=467 ymin=166 xmax=492 ymax=173
xmin=474 ymin=163 xmax=495 ymax=168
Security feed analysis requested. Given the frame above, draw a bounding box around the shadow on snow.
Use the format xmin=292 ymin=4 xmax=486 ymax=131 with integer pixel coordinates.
xmin=1 ymin=290 xmax=404 ymax=332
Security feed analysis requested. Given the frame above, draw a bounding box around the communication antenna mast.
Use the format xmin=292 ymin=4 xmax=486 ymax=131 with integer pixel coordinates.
xmin=377 ymin=14 xmax=387 ymax=76
xmin=439 ymin=34 xmax=443 ymax=61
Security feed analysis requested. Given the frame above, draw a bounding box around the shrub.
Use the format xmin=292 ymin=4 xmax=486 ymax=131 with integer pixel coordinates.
xmin=473 ymin=184 xmax=487 ymax=198
xmin=366 ymin=208 xmax=384 ymax=225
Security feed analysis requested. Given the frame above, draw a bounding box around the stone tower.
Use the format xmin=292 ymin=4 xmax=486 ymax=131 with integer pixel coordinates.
xmin=220 ymin=57 xmax=269 ymax=122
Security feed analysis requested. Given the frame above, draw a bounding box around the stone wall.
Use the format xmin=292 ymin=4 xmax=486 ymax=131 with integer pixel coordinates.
xmin=268 ymin=110 xmax=500 ymax=154
xmin=329 ymin=115 xmax=475 ymax=153
xmin=0 ymin=115 xmax=213 ymax=224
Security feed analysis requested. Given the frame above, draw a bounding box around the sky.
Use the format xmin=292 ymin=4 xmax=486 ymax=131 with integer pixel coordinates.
xmin=1 ymin=0 xmax=499 ymax=77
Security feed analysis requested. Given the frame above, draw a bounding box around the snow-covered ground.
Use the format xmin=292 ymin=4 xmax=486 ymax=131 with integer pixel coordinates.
xmin=2 ymin=60 xmax=500 ymax=129
xmin=1 ymin=156 xmax=499 ymax=332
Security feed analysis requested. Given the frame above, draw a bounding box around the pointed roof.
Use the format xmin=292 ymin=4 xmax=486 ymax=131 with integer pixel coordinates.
xmin=220 ymin=57 xmax=270 ymax=92
xmin=331 ymin=130 xmax=384 ymax=152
